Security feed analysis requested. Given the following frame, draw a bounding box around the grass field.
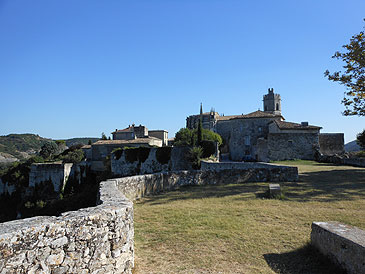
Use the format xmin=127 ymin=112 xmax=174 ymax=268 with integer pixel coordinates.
xmin=133 ymin=161 xmax=365 ymax=273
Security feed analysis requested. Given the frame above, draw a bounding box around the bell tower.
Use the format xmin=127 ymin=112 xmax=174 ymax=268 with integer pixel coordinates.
xmin=263 ymin=88 xmax=281 ymax=115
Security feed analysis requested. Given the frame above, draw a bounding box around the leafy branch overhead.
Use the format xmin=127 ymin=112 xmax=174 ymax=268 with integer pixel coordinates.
xmin=325 ymin=19 xmax=365 ymax=116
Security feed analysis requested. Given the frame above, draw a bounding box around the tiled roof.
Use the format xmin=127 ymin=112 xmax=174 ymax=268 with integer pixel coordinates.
xmin=217 ymin=110 xmax=283 ymax=121
xmin=273 ymin=120 xmax=322 ymax=130
xmin=112 ymin=127 xmax=133 ymax=134
xmin=93 ymin=137 xmax=160 ymax=145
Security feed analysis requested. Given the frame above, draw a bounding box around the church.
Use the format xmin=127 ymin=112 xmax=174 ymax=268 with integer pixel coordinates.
xmin=186 ymin=89 xmax=343 ymax=161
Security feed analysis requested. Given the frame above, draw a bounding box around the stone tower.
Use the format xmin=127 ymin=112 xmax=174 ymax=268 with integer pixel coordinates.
xmin=263 ymin=88 xmax=281 ymax=115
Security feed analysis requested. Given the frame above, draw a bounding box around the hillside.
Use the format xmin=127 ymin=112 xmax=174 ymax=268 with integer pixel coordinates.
xmin=345 ymin=140 xmax=361 ymax=152
xmin=0 ymin=134 xmax=51 ymax=162
xmin=64 ymin=137 xmax=99 ymax=147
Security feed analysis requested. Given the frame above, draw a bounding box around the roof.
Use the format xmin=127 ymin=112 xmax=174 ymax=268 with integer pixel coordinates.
xmin=217 ymin=110 xmax=284 ymax=121
xmin=93 ymin=137 xmax=161 ymax=145
xmin=112 ymin=126 xmax=133 ymax=134
xmin=81 ymin=145 xmax=91 ymax=149
xmin=273 ymin=120 xmax=322 ymax=130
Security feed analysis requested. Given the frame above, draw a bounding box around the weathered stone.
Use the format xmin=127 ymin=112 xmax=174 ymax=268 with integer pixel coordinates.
xmin=46 ymin=251 xmax=65 ymax=266
xmin=269 ymin=184 xmax=281 ymax=196
xmin=311 ymin=221 xmax=365 ymax=274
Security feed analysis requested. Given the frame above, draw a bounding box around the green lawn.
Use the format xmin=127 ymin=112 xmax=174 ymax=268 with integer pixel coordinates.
xmin=133 ymin=161 xmax=365 ymax=273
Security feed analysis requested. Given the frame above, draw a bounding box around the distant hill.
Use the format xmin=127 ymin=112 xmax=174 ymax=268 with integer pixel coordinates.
xmin=345 ymin=140 xmax=361 ymax=152
xmin=0 ymin=134 xmax=52 ymax=161
xmin=63 ymin=137 xmax=100 ymax=147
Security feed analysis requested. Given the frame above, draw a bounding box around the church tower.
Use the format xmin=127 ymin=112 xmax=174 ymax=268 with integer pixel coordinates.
xmin=263 ymin=88 xmax=281 ymax=115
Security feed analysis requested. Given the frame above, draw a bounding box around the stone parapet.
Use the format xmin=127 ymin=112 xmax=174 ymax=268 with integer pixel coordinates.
xmin=0 ymin=180 xmax=134 ymax=274
xmin=311 ymin=221 xmax=365 ymax=274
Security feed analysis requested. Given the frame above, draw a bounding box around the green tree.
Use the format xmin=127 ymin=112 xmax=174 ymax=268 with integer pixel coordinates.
xmin=357 ymin=129 xmax=365 ymax=150
xmin=39 ymin=142 xmax=58 ymax=159
xmin=188 ymin=146 xmax=203 ymax=169
xmin=325 ymin=19 xmax=365 ymax=116
xmin=101 ymin=132 xmax=108 ymax=140
xmin=175 ymin=128 xmax=222 ymax=147
xmin=174 ymin=128 xmax=193 ymax=146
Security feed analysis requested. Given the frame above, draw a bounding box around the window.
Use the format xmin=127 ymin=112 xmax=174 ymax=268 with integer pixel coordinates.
xmin=244 ymin=136 xmax=250 ymax=146
xmin=276 ymin=103 xmax=279 ymax=111
xmin=265 ymin=106 xmax=268 ymax=111
xmin=258 ymin=127 xmax=262 ymax=132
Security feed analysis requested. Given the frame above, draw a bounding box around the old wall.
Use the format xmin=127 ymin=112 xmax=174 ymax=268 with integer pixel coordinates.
xmin=268 ymin=133 xmax=319 ymax=161
xmin=319 ymin=133 xmax=345 ymax=155
xmin=0 ymin=180 xmax=134 ymax=274
xmin=216 ymin=118 xmax=277 ymax=161
xmin=29 ymin=163 xmax=73 ymax=194
xmin=111 ymin=147 xmax=191 ymax=177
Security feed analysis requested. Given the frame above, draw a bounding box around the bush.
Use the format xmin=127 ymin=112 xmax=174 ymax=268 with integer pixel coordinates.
xmin=112 ymin=148 xmax=124 ymax=160
xmin=355 ymin=151 xmax=365 ymax=158
xmin=61 ymin=149 xmax=84 ymax=163
xmin=200 ymin=140 xmax=216 ymax=158
xmin=357 ymin=129 xmax=365 ymax=150
xmin=138 ymin=147 xmax=151 ymax=163
xmin=125 ymin=147 xmax=139 ymax=163
xmin=188 ymin=146 xmax=203 ymax=169
xmin=174 ymin=128 xmax=223 ymax=147
xmin=156 ymin=147 xmax=172 ymax=164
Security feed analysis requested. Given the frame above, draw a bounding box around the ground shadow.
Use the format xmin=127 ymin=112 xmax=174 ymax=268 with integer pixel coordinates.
xmin=136 ymin=168 xmax=365 ymax=205
xmin=264 ymin=243 xmax=346 ymax=274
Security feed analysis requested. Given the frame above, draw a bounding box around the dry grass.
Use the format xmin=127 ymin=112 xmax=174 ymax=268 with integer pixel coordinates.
xmin=133 ymin=161 xmax=365 ymax=273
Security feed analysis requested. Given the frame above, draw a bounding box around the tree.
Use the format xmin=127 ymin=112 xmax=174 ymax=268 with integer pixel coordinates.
xmin=101 ymin=132 xmax=108 ymax=140
xmin=39 ymin=142 xmax=58 ymax=159
xmin=357 ymin=129 xmax=365 ymax=150
xmin=325 ymin=19 xmax=365 ymax=116
xmin=197 ymin=103 xmax=203 ymax=145
xmin=174 ymin=128 xmax=222 ymax=147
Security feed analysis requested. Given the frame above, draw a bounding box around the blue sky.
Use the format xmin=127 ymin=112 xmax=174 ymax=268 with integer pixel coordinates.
xmin=0 ymin=0 xmax=364 ymax=143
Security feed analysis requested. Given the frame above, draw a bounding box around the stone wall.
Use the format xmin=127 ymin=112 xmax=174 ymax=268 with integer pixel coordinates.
xmin=0 ymin=180 xmax=134 ymax=274
xmin=268 ymin=133 xmax=319 ymax=161
xmin=311 ymin=221 xmax=365 ymax=274
xmin=318 ymin=154 xmax=365 ymax=168
xmin=216 ymin=118 xmax=279 ymax=161
xmin=29 ymin=163 xmax=74 ymax=194
xmin=319 ymin=133 xmax=344 ymax=155
xmin=111 ymin=147 xmax=191 ymax=177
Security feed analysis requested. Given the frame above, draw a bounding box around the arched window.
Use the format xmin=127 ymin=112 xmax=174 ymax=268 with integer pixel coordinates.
xmin=276 ymin=103 xmax=279 ymax=111
xmin=264 ymin=106 xmax=268 ymax=111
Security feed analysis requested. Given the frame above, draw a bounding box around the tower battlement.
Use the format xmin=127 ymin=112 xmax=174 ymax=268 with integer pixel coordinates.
xmin=263 ymin=88 xmax=281 ymax=115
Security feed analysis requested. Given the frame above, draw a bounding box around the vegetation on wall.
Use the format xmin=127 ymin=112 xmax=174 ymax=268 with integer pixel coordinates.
xmin=187 ymin=146 xmax=203 ymax=169
xmin=156 ymin=147 xmax=172 ymax=164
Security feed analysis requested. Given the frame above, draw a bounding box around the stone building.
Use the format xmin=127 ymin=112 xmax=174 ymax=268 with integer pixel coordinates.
xmin=186 ymin=89 xmax=330 ymax=161
xmin=88 ymin=124 xmax=168 ymax=171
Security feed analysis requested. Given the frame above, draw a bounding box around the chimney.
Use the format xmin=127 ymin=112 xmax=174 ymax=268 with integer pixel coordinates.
xmin=301 ymin=122 xmax=309 ymax=126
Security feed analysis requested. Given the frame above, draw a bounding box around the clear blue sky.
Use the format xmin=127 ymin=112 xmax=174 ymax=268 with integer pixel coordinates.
xmin=0 ymin=0 xmax=364 ymax=143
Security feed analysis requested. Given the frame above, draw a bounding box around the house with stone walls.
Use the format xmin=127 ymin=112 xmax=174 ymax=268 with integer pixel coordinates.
xmin=86 ymin=124 xmax=168 ymax=171
xmin=186 ymin=88 xmax=343 ymax=162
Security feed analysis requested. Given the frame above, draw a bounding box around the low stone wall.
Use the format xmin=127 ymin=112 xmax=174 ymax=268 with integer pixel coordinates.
xmin=0 ymin=180 xmax=134 ymax=273
xmin=318 ymin=155 xmax=365 ymax=168
xmin=111 ymin=146 xmax=191 ymax=177
xmin=201 ymin=161 xmax=299 ymax=182
xmin=319 ymin=133 xmax=345 ymax=155
xmin=311 ymin=222 xmax=365 ymax=274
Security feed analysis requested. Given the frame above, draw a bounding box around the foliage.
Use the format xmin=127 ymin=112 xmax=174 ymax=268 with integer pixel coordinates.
xmin=156 ymin=147 xmax=172 ymax=164
xmin=200 ymin=140 xmax=216 ymax=158
xmin=65 ymin=137 xmax=99 ymax=147
xmin=39 ymin=141 xmax=59 ymax=159
xmin=55 ymin=140 xmax=66 ymax=146
xmin=174 ymin=128 xmax=193 ymax=146
xmin=61 ymin=149 xmax=85 ymax=163
xmin=356 ymin=150 xmax=365 ymax=158
xmin=174 ymin=128 xmax=223 ymax=147
xmin=125 ymin=147 xmax=139 ymax=163
xmin=101 ymin=132 xmax=108 ymax=140
xmin=138 ymin=147 xmax=151 ymax=163
xmin=112 ymin=148 xmax=124 ymax=160
xmin=324 ymin=19 xmax=365 ymax=116
xmin=197 ymin=119 xmax=203 ymax=145
xmin=0 ymin=134 xmax=51 ymax=160
xmin=356 ymin=129 xmax=365 ymax=150
xmin=187 ymin=146 xmax=203 ymax=169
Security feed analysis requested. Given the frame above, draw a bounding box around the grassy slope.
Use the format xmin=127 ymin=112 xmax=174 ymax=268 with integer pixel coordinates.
xmin=0 ymin=134 xmax=51 ymax=160
xmin=133 ymin=161 xmax=365 ymax=273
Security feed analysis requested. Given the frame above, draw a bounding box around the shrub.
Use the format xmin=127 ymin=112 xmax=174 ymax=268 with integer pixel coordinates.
xmin=174 ymin=127 xmax=223 ymax=147
xmin=138 ymin=147 xmax=151 ymax=163
xmin=188 ymin=146 xmax=203 ymax=169
xmin=357 ymin=129 xmax=365 ymax=150
xmin=61 ymin=149 xmax=84 ymax=163
xmin=156 ymin=147 xmax=172 ymax=164
xmin=112 ymin=148 xmax=124 ymax=160
xmin=200 ymin=140 xmax=216 ymax=158
xmin=356 ymin=151 xmax=365 ymax=158
xmin=125 ymin=147 xmax=139 ymax=163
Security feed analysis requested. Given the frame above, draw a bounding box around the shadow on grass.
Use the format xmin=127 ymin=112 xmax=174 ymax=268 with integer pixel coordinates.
xmin=264 ymin=243 xmax=346 ymax=274
xmin=137 ymin=168 xmax=365 ymax=206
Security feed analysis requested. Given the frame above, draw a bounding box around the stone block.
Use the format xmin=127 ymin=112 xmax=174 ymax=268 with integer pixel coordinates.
xmin=311 ymin=221 xmax=365 ymax=274
xmin=269 ymin=184 xmax=281 ymax=196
